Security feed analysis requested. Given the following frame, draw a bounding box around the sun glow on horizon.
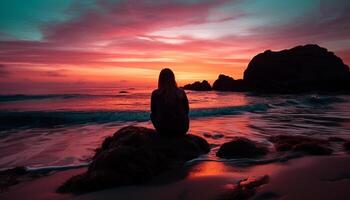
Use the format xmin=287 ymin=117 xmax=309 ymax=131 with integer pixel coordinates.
xmin=0 ymin=0 xmax=350 ymax=92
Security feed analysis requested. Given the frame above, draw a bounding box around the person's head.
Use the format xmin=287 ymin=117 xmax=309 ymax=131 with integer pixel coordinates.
xmin=158 ymin=68 xmax=177 ymax=90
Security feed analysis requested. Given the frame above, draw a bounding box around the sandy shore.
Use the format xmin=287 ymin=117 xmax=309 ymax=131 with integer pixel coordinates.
xmin=1 ymin=155 xmax=350 ymax=200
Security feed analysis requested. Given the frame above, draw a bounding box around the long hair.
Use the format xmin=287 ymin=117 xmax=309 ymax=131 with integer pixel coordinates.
xmin=157 ymin=68 xmax=179 ymax=104
xmin=158 ymin=68 xmax=177 ymax=91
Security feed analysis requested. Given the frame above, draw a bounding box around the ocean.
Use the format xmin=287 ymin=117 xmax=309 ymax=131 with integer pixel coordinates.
xmin=0 ymin=87 xmax=349 ymax=170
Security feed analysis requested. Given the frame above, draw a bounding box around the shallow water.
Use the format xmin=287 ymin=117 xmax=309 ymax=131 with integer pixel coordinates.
xmin=0 ymin=87 xmax=349 ymax=169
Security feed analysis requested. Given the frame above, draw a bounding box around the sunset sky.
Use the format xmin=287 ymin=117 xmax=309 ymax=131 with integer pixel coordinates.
xmin=1 ymin=0 xmax=350 ymax=92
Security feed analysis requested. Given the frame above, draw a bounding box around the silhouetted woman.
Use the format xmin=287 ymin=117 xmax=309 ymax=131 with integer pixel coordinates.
xmin=151 ymin=68 xmax=189 ymax=136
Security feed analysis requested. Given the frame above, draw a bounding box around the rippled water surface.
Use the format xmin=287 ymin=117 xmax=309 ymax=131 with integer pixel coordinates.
xmin=0 ymin=87 xmax=349 ymax=169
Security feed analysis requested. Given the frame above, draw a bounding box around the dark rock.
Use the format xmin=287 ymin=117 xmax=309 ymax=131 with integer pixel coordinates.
xmin=244 ymin=44 xmax=350 ymax=93
xmin=212 ymin=74 xmax=247 ymax=91
xmin=269 ymin=135 xmax=332 ymax=155
xmin=216 ymin=137 xmax=268 ymax=159
xmin=203 ymin=133 xmax=224 ymax=139
xmin=58 ymin=126 xmax=209 ymax=193
xmin=344 ymin=141 xmax=350 ymax=152
xmin=213 ymin=133 xmax=224 ymax=139
xmin=219 ymin=175 xmax=269 ymax=200
xmin=0 ymin=166 xmax=27 ymax=192
xmin=183 ymin=80 xmax=211 ymax=91
xmin=119 ymin=90 xmax=128 ymax=94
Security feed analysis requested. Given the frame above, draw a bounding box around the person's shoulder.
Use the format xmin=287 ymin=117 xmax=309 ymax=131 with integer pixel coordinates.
xmin=177 ymin=88 xmax=185 ymax=93
xmin=176 ymin=88 xmax=187 ymax=96
xmin=151 ymin=89 xmax=159 ymax=96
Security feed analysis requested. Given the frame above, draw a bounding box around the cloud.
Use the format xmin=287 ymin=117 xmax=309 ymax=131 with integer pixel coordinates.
xmin=43 ymin=0 xmax=230 ymax=43
xmin=0 ymin=64 xmax=10 ymax=77
xmin=43 ymin=69 xmax=67 ymax=77
xmin=0 ymin=0 xmax=350 ymax=89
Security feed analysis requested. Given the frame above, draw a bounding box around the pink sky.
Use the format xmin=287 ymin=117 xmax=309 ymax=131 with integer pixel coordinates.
xmin=0 ymin=0 xmax=349 ymax=93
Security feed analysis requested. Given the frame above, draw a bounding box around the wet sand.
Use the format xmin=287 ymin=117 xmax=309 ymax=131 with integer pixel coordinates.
xmin=1 ymin=155 xmax=350 ymax=200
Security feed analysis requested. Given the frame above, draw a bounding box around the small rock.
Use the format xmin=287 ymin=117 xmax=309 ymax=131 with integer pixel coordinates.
xmin=269 ymin=135 xmax=332 ymax=155
xmin=183 ymin=80 xmax=211 ymax=91
xmin=216 ymin=137 xmax=268 ymax=159
xmin=212 ymin=74 xmax=247 ymax=91
xmin=213 ymin=133 xmax=224 ymax=139
xmin=220 ymin=175 xmax=269 ymax=200
xmin=119 ymin=90 xmax=128 ymax=94
xmin=0 ymin=166 xmax=27 ymax=192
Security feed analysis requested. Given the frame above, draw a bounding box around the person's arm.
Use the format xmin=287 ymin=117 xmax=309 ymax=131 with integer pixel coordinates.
xmin=183 ymin=91 xmax=189 ymax=114
xmin=151 ymin=90 xmax=157 ymax=115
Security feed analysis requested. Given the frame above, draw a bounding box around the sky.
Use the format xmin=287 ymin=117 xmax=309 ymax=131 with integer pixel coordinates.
xmin=0 ymin=0 xmax=350 ymax=92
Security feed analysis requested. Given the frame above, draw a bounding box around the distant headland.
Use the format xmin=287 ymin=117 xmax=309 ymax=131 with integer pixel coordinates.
xmin=183 ymin=44 xmax=350 ymax=93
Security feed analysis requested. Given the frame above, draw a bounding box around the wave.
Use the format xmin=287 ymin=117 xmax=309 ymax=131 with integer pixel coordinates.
xmin=0 ymin=94 xmax=93 ymax=102
xmin=301 ymin=95 xmax=346 ymax=105
xmin=0 ymin=104 xmax=270 ymax=131
xmin=0 ymin=93 xmax=136 ymax=102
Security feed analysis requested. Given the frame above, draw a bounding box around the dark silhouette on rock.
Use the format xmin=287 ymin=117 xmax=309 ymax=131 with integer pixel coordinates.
xmin=151 ymin=68 xmax=189 ymax=136
xmin=182 ymin=80 xmax=211 ymax=91
xmin=216 ymin=137 xmax=268 ymax=159
xmin=244 ymin=44 xmax=350 ymax=93
xmin=57 ymin=126 xmax=209 ymax=193
xmin=269 ymin=135 xmax=333 ymax=155
xmin=212 ymin=74 xmax=247 ymax=91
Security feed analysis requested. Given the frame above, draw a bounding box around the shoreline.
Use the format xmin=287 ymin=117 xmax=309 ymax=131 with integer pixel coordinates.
xmin=1 ymin=155 xmax=350 ymax=200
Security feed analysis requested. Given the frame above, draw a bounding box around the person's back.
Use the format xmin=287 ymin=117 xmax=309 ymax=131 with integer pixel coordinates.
xmin=150 ymin=68 xmax=189 ymax=136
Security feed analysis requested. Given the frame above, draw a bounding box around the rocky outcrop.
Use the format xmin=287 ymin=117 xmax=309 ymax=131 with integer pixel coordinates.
xmin=212 ymin=74 xmax=247 ymax=91
xmin=269 ymin=135 xmax=333 ymax=155
xmin=58 ymin=126 xmax=209 ymax=193
xmin=185 ymin=45 xmax=350 ymax=93
xmin=244 ymin=44 xmax=350 ymax=93
xmin=216 ymin=137 xmax=268 ymax=159
xmin=183 ymin=80 xmax=211 ymax=91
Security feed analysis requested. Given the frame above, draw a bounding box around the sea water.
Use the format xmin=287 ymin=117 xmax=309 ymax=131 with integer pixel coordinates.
xmin=0 ymin=87 xmax=349 ymax=169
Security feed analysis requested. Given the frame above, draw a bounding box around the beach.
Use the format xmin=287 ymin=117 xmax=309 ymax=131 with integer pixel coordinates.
xmin=2 ymin=0 xmax=350 ymax=199
xmin=1 ymin=155 xmax=350 ymax=200
xmin=1 ymin=88 xmax=350 ymax=199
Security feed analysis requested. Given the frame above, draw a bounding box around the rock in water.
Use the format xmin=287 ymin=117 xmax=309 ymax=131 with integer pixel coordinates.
xmin=0 ymin=167 xmax=27 ymax=192
xmin=216 ymin=137 xmax=268 ymax=159
xmin=269 ymin=135 xmax=333 ymax=155
xmin=183 ymin=80 xmax=212 ymax=91
xmin=244 ymin=44 xmax=350 ymax=92
xmin=212 ymin=74 xmax=247 ymax=91
xmin=57 ymin=126 xmax=209 ymax=193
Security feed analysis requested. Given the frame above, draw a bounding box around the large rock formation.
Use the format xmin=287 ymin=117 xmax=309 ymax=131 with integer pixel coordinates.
xmin=58 ymin=126 xmax=209 ymax=193
xmin=244 ymin=44 xmax=350 ymax=92
xmin=212 ymin=74 xmax=247 ymax=91
xmin=216 ymin=137 xmax=268 ymax=159
xmin=182 ymin=80 xmax=212 ymax=91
